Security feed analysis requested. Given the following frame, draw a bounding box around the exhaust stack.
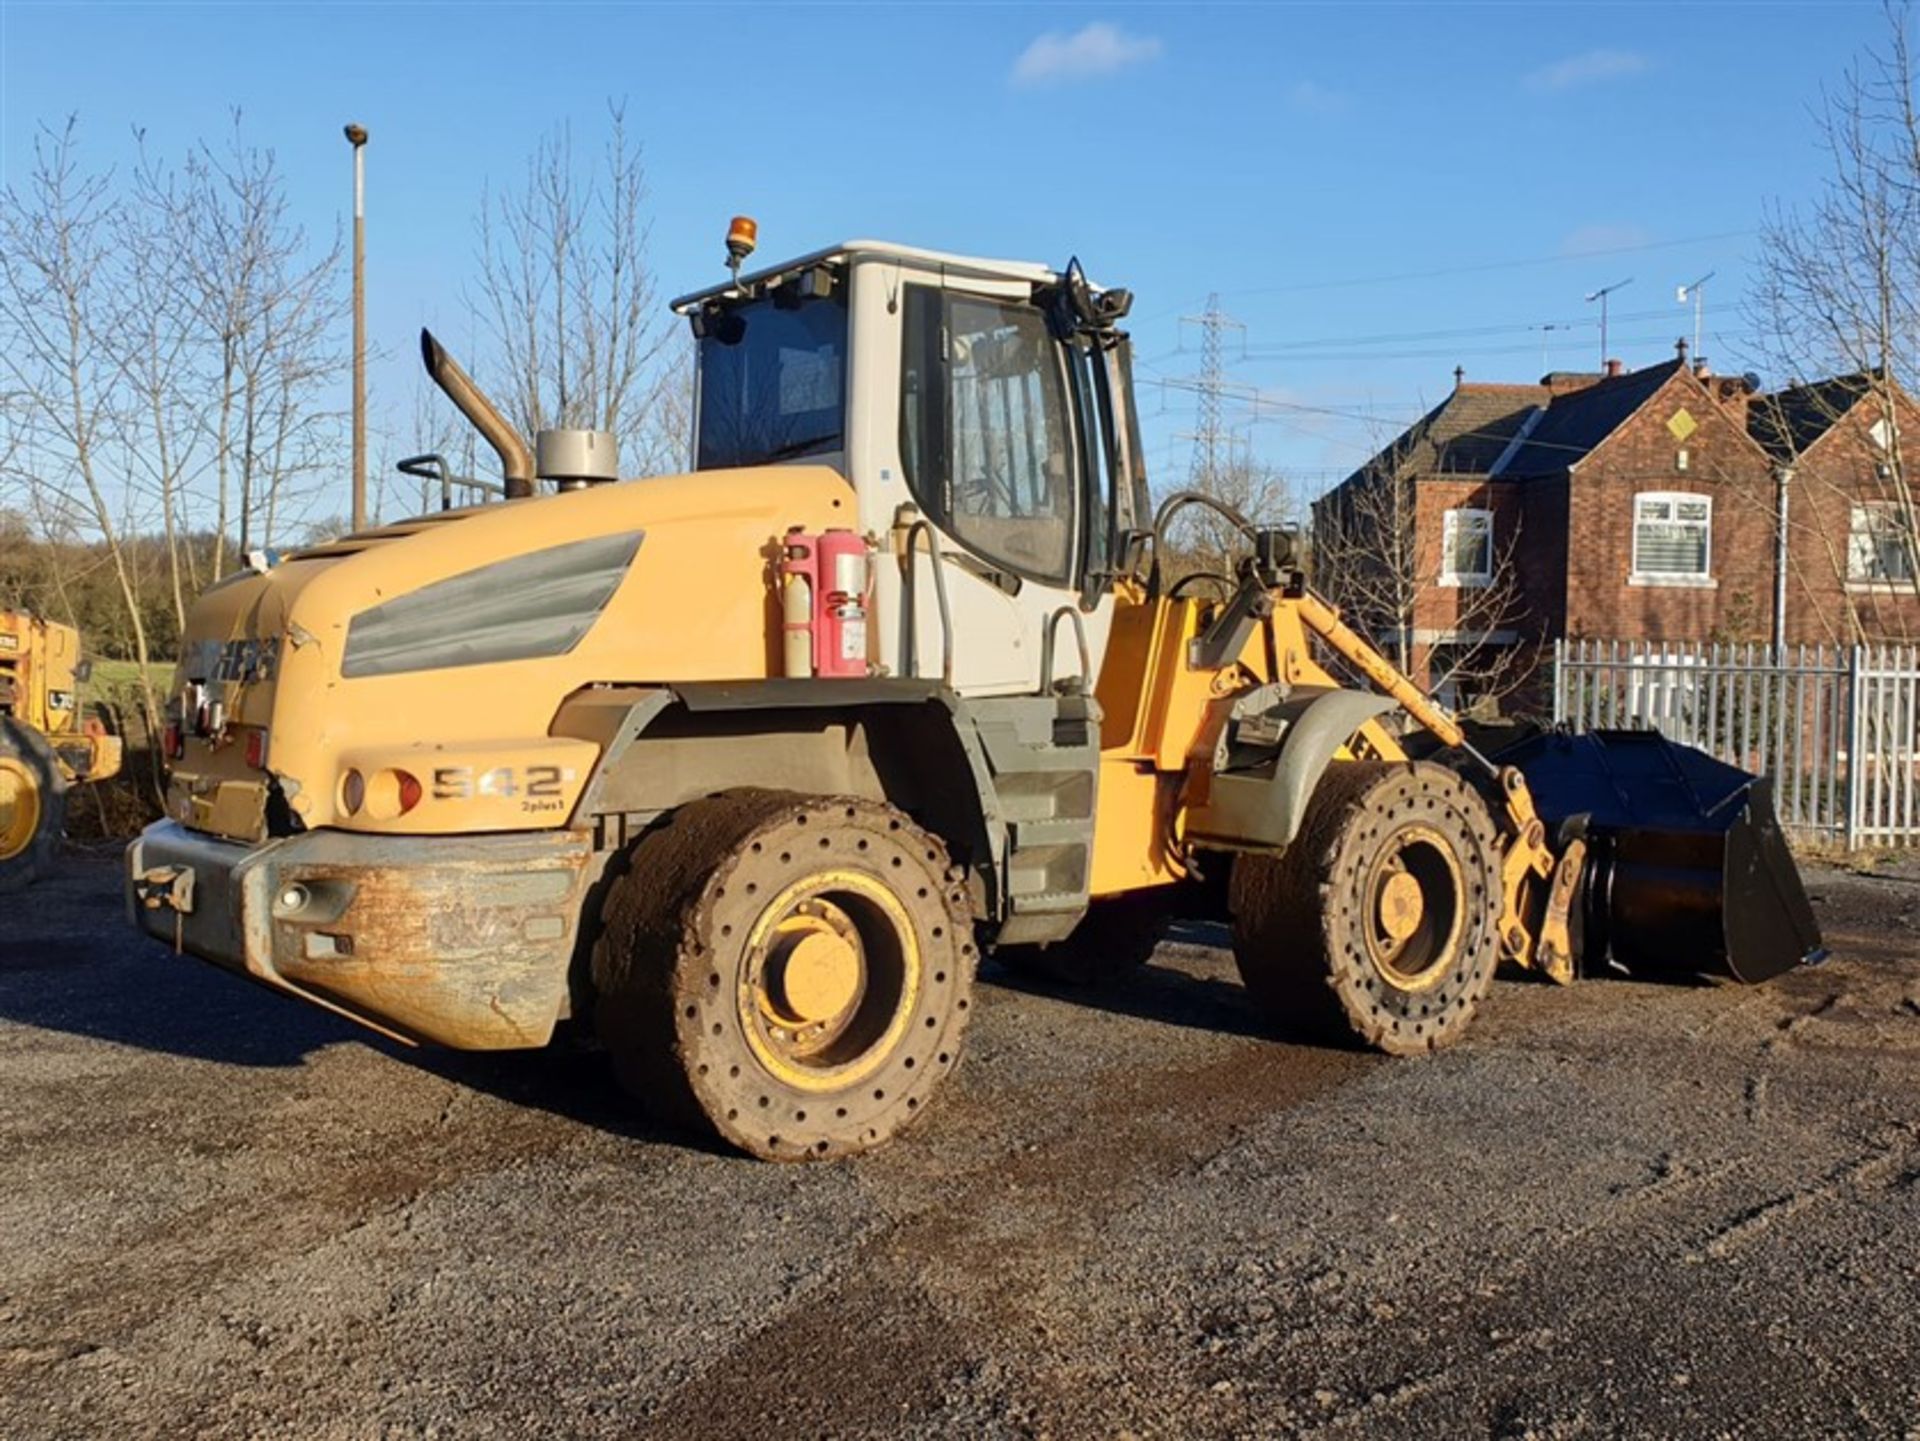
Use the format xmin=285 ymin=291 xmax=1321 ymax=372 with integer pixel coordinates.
xmin=419 ymin=329 xmax=536 ymax=500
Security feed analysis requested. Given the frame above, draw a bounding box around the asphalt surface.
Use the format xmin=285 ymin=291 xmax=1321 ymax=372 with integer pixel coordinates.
xmin=2 ymin=852 xmax=1917 ymax=1439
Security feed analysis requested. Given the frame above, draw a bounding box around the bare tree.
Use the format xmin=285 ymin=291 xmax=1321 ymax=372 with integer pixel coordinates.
xmin=0 ymin=118 xmax=166 ymax=778
xmin=472 ymin=101 xmax=673 ymax=477
xmin=176 ymin=113 xmax=344 ymax=572
xmin=1313 ymin=470 xmax=1537 ymax=712
xmin=114 ymin=133 xmax=203 ymax=628
xmin=1752 ymin=1 xmax=1920 ymax=638
xmin=1162 ymin=456 xmax=1298 ymax=586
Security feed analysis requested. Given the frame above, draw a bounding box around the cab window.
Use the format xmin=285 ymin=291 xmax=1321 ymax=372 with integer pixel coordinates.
xmin=695 ymin=289 xmax=847 ymax=470
xmin=900 ymin=286 xmax=1079 ymax=584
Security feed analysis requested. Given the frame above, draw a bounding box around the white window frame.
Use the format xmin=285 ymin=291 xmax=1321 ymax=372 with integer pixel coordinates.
xmin=1629 ymin=490 xmax=1714 ymax=588
xmin=1438 ymin=507 xmax=1493 ymax=587
xmin=1847 ymin=500 xmax=1917 ymax=587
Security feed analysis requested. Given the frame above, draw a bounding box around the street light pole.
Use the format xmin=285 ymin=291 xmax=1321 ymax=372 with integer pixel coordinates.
xmin=345 ymin=122 xmax=368 ymax=532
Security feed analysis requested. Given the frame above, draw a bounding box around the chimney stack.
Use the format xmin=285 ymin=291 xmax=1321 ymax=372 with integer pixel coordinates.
xmin=1604 ymin=358 xmax=1624 ymax=378
xmin=1694 ymin=358 xmax=1713 ymax=379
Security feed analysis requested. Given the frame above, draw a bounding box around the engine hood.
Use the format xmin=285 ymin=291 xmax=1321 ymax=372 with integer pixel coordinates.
xmin=166 ymin=465 xmax=855 ymax=840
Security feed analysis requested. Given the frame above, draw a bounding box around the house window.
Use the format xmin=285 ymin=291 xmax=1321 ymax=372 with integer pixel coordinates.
xmin=1632 ymin=492 xmax=1712 ymax=582
xmin=1675 ymin=448 xmax=1690 ymax=471
xmin=1440 ymin=507 xmax=1493 ymax=586
xmin=1848 ymin=501 xmax=1916 ymax=584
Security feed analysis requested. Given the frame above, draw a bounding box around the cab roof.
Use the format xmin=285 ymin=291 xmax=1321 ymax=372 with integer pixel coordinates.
xmin=670 ymin=239 xmax=1061 ymax=313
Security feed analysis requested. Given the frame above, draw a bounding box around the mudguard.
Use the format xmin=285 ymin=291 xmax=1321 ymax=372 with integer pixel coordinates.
xmin=1184 ymin=686 xmax=1400 ymax=852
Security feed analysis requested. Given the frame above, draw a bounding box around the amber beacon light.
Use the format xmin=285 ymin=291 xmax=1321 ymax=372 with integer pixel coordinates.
xmin=726 ymin=215 xmax=758 ymax=280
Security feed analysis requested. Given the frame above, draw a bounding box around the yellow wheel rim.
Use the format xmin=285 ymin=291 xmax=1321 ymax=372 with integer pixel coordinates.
xmin=1362 ymin=823 xmax=1465 ymax=993
xmin=0 ymin=756 xmax=42 ymax=863
xmin=738 ymin=869 xmax=923 ymax=1093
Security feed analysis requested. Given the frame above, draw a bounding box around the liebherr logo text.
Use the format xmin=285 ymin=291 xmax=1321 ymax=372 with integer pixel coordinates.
xmin=431 ymin=764 xmax=574 ymax=814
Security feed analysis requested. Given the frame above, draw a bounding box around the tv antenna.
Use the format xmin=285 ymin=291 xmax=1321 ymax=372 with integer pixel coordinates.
xmin=1535 ymin=320 xmax=1570 ymax=374
xmin=1584 ymin=277 xmax=1634 ymax=368
xmin=1676 ymin=271 xmax=1715 ymax=362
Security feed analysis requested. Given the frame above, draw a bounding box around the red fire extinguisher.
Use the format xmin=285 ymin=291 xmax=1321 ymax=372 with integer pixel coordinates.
xmin=781 ymin=527 xmax=872 ymax=678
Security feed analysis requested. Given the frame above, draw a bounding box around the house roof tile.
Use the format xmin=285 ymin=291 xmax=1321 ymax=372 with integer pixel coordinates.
xmin=1748 ymin=371 xmax=1879 ymax=461
xmin=1496 ymin=359 xmax=1687 ymax=478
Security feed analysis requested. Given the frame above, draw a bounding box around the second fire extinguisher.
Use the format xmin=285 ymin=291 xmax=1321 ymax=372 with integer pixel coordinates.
xmin=780 ymin=527 xmax=873 ymax=678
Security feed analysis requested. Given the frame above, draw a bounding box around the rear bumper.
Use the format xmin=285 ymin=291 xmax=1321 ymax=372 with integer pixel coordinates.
xmin=126 ymin=820 xmax=593 ymax=1049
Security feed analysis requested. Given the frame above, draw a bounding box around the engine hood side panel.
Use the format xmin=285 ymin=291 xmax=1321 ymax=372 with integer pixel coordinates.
xmin=165 ymin=465 xmax=854 ymax=837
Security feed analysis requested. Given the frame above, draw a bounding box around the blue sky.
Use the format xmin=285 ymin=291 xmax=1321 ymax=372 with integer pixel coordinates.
xmin=0 ymin=1 xmax=1893 ymax=505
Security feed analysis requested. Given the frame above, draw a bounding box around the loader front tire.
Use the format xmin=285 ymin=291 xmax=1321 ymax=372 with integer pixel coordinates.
xmin=1230 ymin=761 xmax=1502 ymax=1056
xmin=591 ymin=790 xmax=977 ymax=1161
xmin=0 ymin=720 xmax=63 ymax=894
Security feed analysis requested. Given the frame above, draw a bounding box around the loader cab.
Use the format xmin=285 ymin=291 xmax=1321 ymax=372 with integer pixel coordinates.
xmin=676 ymin=239 xmax=1150 ymax=696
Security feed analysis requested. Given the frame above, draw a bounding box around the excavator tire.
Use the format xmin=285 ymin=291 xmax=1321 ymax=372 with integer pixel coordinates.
xmin=0 ymin=719 xmax=63 ymax=895
xmin=1230 ymin=760 xmax=1503 ymax=1056
xmin=996 ymin=891 xmax=1172 ymax=986
xmin=591 ymin=789 xmax=977 ymax=1161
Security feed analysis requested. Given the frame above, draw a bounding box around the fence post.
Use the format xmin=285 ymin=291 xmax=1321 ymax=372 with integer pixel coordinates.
xmin=1552 ymin=639 xmax=1565 ymax=723
xmin=1844 ymin=643 xmax=1863 ymax=851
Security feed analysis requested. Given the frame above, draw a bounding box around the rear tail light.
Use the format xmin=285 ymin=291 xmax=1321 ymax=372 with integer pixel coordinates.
xmin=245 ymin=730 xmax=268 ymax=770
xmin=163 ymin=723 xmax=184 ymax=761
xmin=344 ymin=767 xmax=422 ymax=821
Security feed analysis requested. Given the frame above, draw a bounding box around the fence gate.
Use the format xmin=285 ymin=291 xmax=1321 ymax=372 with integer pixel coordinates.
xmin=1553 ymin=639 xmax=1920 ymax=849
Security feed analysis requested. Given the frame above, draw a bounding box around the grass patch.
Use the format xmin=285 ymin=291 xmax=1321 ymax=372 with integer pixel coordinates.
xmin=67 ymin=657 xmax=174 ymax=841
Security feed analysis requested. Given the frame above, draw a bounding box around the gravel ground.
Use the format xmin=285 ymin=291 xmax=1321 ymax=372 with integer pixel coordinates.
xmin=2 ymin=851 xmax=1917 ymax=1439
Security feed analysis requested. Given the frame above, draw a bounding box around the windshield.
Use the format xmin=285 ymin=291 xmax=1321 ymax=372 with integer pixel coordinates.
xmin=695 ymin=290 xmax=848 ymax=470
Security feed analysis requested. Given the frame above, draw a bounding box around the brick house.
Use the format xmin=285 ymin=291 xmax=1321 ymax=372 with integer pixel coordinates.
xmin=1315 ymin=350 xmax=1920 ymax=711
xmin=1748 ymin=372 xmax=1920 ymax=644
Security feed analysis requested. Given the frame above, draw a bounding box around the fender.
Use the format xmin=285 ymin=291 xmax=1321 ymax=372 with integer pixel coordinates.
xmin=549 ymin=678 xmax=1011 ymax=917
xmin=1183 ymin=686 xmax=1402 ymax=852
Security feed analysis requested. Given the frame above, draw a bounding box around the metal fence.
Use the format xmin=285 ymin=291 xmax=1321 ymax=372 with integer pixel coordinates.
xmin=1552 ymin=639 xmax=1920 ymax=848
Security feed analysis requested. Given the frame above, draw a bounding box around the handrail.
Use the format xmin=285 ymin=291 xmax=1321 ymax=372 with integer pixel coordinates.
xmin=1039 ymin=606 xmax=1092 ymax=696
xmin=398 ymin=453 xmax=504 ymax=513
xmin=899 ymin=519 xmax=955 ymax=687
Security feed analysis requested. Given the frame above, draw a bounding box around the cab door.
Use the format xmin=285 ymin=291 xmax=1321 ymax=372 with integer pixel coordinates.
xmin=893 ymin=281 xmax=1109 ymax=696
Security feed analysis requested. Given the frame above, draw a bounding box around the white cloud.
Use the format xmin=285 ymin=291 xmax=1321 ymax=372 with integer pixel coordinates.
xmin=1524 ymin=48 xmax=1650 ymax=94
xmin=1011 ymin=22 xmax=1163 ymax=88
xmin=1287 ymin=80 xmax=1349 ymax=116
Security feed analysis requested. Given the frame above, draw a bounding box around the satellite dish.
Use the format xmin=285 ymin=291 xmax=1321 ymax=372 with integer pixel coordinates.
xmin=1742 ymin=371 xmax=1764 ymax=392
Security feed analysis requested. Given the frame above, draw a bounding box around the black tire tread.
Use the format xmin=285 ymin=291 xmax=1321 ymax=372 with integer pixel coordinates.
xmin=0 ymin=719 xmax=65 ymax=895
xmin=1231 ymin=760 xmax=1503 ymax=1056
xmin=591 ymin=789 xmax=976 ymax=1160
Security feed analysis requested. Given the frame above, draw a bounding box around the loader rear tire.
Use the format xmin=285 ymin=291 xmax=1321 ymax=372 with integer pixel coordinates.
xmin=1230 ymin=761 xmax=1502 ymax=1056
xmin=591 ymin=790 xmax=977 ymax=1161
xmin=0 ymin=720 xmax=63 ymax=895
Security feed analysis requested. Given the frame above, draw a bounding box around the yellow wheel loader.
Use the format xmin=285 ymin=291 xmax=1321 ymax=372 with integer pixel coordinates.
xmin=126 ymin=230 xmax=1822 ymax=1160
xmin=2 ymin=610 xmax=123 ymax=891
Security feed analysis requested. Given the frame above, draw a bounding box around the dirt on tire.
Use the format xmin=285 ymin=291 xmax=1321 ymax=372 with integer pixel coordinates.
xmin=590 ymin=789 xmax=977 ymax=1160
xmin=1231 ymin=760 xmax=1503 ymax=1054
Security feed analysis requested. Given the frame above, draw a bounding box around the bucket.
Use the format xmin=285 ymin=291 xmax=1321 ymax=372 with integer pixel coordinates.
xmin=1495 ymin=730 xmax=1825 ymax=984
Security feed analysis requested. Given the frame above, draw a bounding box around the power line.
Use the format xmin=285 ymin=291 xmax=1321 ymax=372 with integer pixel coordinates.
xmin=1212 ymin=229 xmax=1754 ymax=299
xmin=1240 ymin=303 xmax=1704 ymax=355
xmin=1231 ymin=326 xmax=1759 ymax=366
